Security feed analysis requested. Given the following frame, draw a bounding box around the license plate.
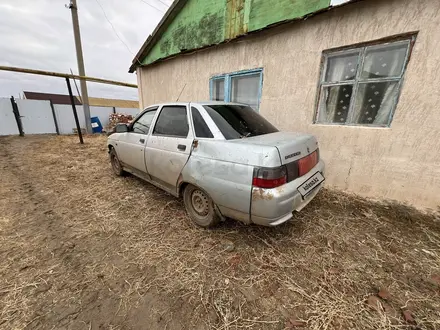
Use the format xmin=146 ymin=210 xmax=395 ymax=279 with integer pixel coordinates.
xmin=297 ymin=172 xmax=325 ymax=198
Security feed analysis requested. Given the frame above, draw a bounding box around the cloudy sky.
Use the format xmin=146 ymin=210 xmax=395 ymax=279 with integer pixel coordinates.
xmin=0 ymin=0 xmax=170 ymax=100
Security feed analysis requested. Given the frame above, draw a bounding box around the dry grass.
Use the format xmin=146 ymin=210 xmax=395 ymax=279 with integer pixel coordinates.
xmin=0 ymin=134 xmax=439 ymax=330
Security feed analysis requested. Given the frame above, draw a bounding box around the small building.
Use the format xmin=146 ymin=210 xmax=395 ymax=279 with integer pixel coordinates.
xmin=19 ymin=91 xmax=139 ymax=134
xmin=23 ymin=91 xmax=139 ymax=108
xmin=129 ymin=0 xmax=440 ymax=209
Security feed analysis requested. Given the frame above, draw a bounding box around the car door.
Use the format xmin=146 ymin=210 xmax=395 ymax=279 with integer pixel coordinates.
xmin=145 ymin=105 xmax=193 ymax=192
xmin=117 ymin=107 xmax=158 ymax=173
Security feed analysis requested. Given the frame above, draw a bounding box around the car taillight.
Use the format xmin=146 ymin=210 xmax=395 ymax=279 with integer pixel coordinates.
xmin=298 ymin=149 xmax=319 ymax=176
xmin=252 ymin=166 xmax=287 ymax=189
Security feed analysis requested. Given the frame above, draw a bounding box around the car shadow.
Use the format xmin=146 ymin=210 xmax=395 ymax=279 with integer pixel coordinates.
xmin=125 ymin=172 xmax=310 ymax=241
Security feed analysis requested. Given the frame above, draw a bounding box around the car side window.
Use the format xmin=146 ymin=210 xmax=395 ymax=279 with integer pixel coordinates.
xmin=191 ymin=107 xmax=213 ymax=138
xmin=153 ymin=106 xmax=189 ymax=137
xmin=132 ymin=109 xmax=157 ymax=134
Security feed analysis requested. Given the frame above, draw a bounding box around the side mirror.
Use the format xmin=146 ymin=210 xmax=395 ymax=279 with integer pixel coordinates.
xmin=115 ymin=123 xmax=129 ymax=133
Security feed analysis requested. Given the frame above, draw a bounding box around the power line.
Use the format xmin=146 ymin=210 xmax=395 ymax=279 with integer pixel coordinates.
xmin=139 ymin=0 xmax=165 ymax=13
xmin=94 ymin=0 xmax=142 ymax=64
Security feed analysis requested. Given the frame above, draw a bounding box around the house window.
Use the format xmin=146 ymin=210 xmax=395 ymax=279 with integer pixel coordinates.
xmin=212 ymin=78 xmax=225 ymax=101
xmin=210 ymin=69 xmax=263 ymax=111
xmin=316 ymin=37 xmax=415 ymax=127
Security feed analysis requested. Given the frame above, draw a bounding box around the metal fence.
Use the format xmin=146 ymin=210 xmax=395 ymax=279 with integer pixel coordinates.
xmin=0 ymin=97 xmax=139 ymax=136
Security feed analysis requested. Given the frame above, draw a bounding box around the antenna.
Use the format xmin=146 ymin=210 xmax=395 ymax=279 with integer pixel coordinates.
xmin=176 ymin=83 xmax=187 ymax=102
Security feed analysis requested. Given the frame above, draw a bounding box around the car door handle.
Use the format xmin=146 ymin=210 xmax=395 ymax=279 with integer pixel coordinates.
xmin=177 ymin=144 xmax=186 ymax=151
xmin=139 ymin=138 xmax=145 ymax=144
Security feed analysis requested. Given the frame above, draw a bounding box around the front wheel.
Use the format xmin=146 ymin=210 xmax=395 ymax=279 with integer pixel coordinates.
xmin=109 ymin=148 xmax=124 ymax=176
xmin=183 ymin=185 xmax=220 ymax=228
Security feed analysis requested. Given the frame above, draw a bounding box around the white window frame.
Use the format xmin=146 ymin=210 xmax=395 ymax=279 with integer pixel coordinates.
xmin=314 ymin=35 xmax=417 ymax=127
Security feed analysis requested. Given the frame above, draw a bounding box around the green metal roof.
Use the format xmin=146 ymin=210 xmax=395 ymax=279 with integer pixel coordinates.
xmin=129 ymin=0 xmax=355 ymax=72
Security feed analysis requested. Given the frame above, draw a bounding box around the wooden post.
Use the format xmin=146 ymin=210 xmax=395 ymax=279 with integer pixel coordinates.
xmin=49 ymin=100 xmax=60 ymax=135
xmin=65 ymin=78 xmax=84 ymax=144
xmin=0 ymin=65 xmax=137 ymax=88
xmin=10 ymin=96 xmax=24 ymax=136
xmin=112 ymin=106 xmax=116 ymax=114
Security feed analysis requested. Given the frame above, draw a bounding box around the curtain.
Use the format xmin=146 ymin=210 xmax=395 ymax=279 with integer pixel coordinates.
xmin=352 ymin=82 xmax=398 ymax=125
xmin=321 ymin=85 xmax=353 ymax=123
xmin=352 ymin=44 xmax=406 ymax=125
xmin=320 ymin=53 xmax=358 ymax=123
xmin=373 ymin=82 xmax=398 ymax=125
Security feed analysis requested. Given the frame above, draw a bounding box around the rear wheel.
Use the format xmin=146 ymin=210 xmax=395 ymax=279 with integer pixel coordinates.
xmin=109 ymin=148 xmax=124 ymax=176
xmin=183 ymin=184 xmax=220 ymax=228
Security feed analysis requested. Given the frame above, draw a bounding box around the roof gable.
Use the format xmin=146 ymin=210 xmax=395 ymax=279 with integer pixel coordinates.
xmin=130 ymin=0 xmax=345 ymax=72
xmin=135 ymin=0 xmax=226 ymax=70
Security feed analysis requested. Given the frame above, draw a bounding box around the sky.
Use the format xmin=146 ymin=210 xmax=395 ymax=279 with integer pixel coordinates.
xmin=0 ymin=0 xmax=170 ymax=100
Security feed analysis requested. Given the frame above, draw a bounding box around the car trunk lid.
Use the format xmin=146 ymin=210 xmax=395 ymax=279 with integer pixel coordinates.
xmin=231 ymin=132 xmax=319 ymax=165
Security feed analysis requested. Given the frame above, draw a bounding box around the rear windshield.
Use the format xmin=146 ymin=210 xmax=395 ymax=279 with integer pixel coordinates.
xmin=203 ymin=105 xmax=278 ymax=140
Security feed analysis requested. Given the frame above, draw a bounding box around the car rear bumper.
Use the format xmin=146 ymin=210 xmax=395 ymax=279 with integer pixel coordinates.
xmin=250 ymin=160 xmax=325 ymax=226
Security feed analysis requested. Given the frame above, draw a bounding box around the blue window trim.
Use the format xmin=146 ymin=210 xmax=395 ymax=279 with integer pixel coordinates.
xmin=210 ymin=68 xmax=264 ymax=111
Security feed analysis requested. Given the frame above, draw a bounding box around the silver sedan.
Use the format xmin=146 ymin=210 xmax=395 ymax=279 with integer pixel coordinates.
xmin=108 ymin=102 xmax=325 ymax=227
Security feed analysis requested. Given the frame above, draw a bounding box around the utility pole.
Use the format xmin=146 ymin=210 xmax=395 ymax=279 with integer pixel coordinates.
xmin=68 ymin=0 xmax=92 ymax=133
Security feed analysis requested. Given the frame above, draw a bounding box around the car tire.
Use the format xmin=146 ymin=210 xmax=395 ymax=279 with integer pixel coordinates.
xmin=109 ymin=148 xmax=125 ymax=176
xmin=183 ymin=184 xmax=220 ymax=228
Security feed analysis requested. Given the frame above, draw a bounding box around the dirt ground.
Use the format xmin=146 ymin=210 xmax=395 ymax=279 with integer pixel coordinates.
xmin=0 ymin=135 xmax=439 ymax=330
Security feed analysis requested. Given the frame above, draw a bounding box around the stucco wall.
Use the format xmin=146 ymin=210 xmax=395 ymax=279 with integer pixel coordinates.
xmin=137 ymin=0 xmax=440 ymax=209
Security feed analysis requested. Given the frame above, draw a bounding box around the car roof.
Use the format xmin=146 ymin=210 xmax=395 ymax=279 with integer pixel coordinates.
xmin=195 ymin=101 xmax=246 ymax=106
xmin=142 ymin=101 xmax=247 ymax=110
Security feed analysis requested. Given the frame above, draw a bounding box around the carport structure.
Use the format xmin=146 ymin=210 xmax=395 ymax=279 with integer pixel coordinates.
xmin=0 ymin=65 xmax=137 ymax=144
